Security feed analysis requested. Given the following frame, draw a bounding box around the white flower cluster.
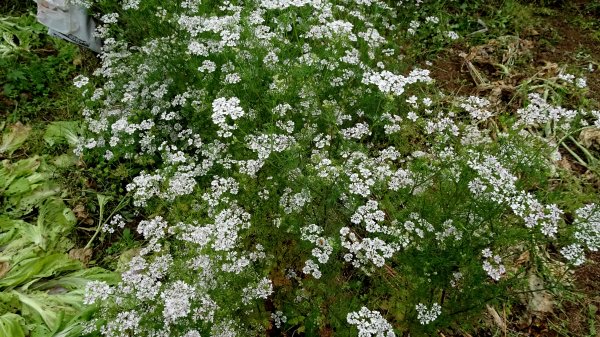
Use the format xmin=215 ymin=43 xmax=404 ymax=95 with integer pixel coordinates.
xmin=73 ymin=75 xmax=89 ymax=88
xmin=435 ymin=219 xmax=463 ymax=243
xmin=362 ymin=69 xmax=432 ymax=96
xmin=450 ymin=271 xmax=463 ymax=288
xmin=78 ymin=0 xmax=594 ymax=335
xmin=342 ymin=122 xmax=372 ymax=139
xmin=242 ymin=277 xmax=274 ymax=305
xmin=400 ymin=212 xmax=435 ymax=247
xmin=280 ymin=188 xmax=311 ymax=214
xmin=259 ymin=0 xmax=322 ymax=10
xmin=161 ymin=281 xmax=196 ymax=323
xmin=460 ymin=96 xmax=493 ymax=121
xmin=342 ymin=149 xmax=404 ymax=198
xmin=340 ymin=227 xmax=399 ymax=268
xmin=301 ymin=224 xmax=333 ymax=264
xmin=102 ymin=214 xmax=126 ymax=233
xmin=347 ymin=307 xmax=396 ymax=337
xmin=84 ymin=280 xmax=113 ymax=305
xmin=271 ymin=310 xmax=287 ymax=329
xmin=425 ymin=111 xmax=460 ymax=137
xmin=415 ymin=303 xmax=441 ymax=325
xmin=381 ymin=113 xmax=403 ymax=135
xmin=572 ymin=203 xmax=600 ymax=252
xmin=562 ymin=203 xmax=600 ymax=265
xmin=126 ymin=172 xmax=163 ymax=207
xmin=468 ymin=153 xmax=561 ymax=237
xmin=351 ymin=200 xmax=386 ymax=233
xmin=388 ymin=167 xmax=414 ymax=191
xmin=302 ymin=259 xmax=322 ymax=279
xmin=482 ymin=248 xmax=506 ymax=281
xmin=515 ymin=93 xmax=578 ymax=131
xmin=137 ymin=216 xmax=169 ymax=255
xmin=592 ymin=110 xmax=600 ymax=128
xmin=212 ymin=97 xmax=245 ymax=138
xmin=560 ymin=244 xmax=586 ymax=266
xmin=305 ymin=20 xmax=356 ymax=40
xmin=100 ymin=310 xmax=141 ymax=336
xmin=246 ymin=133 xmax=296 ymax=160
xmin=558 ymin=72 xmax=587 ymax=88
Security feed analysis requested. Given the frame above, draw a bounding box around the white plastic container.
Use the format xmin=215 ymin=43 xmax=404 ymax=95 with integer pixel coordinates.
xmin=36 ymin=0 xmax=102 ymax=52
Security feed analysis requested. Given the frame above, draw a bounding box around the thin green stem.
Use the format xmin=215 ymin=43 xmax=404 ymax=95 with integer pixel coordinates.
xmin=85 ymin=194 xmax=130 ymax=249
xmin=561 ymin=142 xmax=589 ymax=169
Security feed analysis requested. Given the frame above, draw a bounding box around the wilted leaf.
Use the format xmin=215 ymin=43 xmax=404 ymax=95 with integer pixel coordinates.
xmin=515 ymin=251 xmax=530 ymax=267
xmin=68 ymin=248 xmax=92 ymax=266
xmin=43 ymin=122 xmax=81 ymax=147
xmin=12 ymin=184 xmax=61 ymax=217
xmin=0 ymin=123 xmax=31 ymax=155
xmin=486 ymin=304 xmax=507 ymax=333
xmin=73 ymin=204 xmax=94 ymax=226
xmin=527 ymin=273 xmax=554 ymax=315
xmin=0 ymin=261 xmax=10 ymax=278
xmin=579 ymin=128 xmax=600 ymax=150
xmin=52 ymin=154 xmax=79 ymax=168
xmin=0 ymin=216 xmax=22 ymax=245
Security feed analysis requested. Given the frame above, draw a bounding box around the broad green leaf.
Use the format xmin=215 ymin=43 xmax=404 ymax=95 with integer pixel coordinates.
xmin=0 ymin=313 xmax=26 ymax=337
xmin=34 ymin=198 xmax=77 ymax=251
xmin=12 ymin=291 xmax=63 ymax=333
xmin=52 ymin=154 xmax=79 ymax=168
xmin=43 ymin=122 xmax=81 ymax=147
xmin=11 ymin=184 xmax=61 ymax=217
xmin=53 ymin=304 xmax=100 ymax=337
xmin=31 ymin=268 xmax=119 ymax=291
xmin=97 ymin=194 xmax=111 ymax=211
xmin=5 ymin=177 xmax=32 ymax=196
xmin=0 ymin=157 xmax=41 ymax=191
xmin=13 ymin=290 xmax=85 ymax=334
xmin=0 ymin=254 xmax=82 ymax=289
xmin=0 ymin=217 xmax=22 ymax=245
xmin=53 ymin=322 xmax=83 ymax=337
xmin=0 ymin=123 xmax=31 ymax=155
xmin=17 ymin=222 xmax=45 ymax=250
xmin=41 ymin=198 xmax=77 ymax=232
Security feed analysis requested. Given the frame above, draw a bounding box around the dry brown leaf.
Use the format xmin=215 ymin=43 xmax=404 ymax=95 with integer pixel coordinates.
xmin=73 ymin=203 xmax=94 ymax=226
xmin=69 ymin=247 xmax=93 ymax=266
xmin=557 ymin=157 xmax=573 ymax=171
xmin=0 ymin=261 xmax=10 ymax=278
xmin=579 ymin=128 xmax=600 ymax=149
xmin=527 ymin=273 xmax=554 ymax=315
xmin=486 ymin=304 xmax=507 ymax=333
xmin=515 ymin=250 xmax=531 ymax=267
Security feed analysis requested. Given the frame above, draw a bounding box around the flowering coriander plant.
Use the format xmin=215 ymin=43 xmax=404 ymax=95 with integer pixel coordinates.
xmin=77 ymin=0 xmax=598 ymax=336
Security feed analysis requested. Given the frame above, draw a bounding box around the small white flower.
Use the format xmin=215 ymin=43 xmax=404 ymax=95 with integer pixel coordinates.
xmin=347 ymin=307 xmax=395 ymax=337
xmin=560 ymin=244 xmax=585 ymax=266
xmin=415 ymin=303 xmax=442 ymax=325
xmin=73 ymin=75 xmax=89 ymax=88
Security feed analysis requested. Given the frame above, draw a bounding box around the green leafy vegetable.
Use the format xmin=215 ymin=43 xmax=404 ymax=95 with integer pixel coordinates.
xmin=43 ymin=122 xmax=81 ymax=147
xmin=0 ymin=123 xmax=31 ymax=156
